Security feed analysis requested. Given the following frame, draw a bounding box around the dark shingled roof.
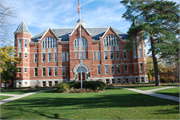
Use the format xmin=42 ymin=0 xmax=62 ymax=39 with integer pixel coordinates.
xmin=14 ymin=20 xmax=31 ymax=34
xmin=31 ymin=27 xmax=127 ymax=42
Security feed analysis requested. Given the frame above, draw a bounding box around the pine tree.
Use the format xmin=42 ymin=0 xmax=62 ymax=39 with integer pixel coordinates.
xmin=120 ymin=0 xmax=179 ymax=86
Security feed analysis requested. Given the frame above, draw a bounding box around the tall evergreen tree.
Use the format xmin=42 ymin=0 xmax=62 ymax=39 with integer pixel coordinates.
xmin=120 ymin=0 xmax=179 ymax=86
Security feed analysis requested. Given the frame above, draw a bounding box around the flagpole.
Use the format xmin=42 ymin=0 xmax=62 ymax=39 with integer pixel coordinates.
xmin=79 ymin=0 xmax=83 ymax=89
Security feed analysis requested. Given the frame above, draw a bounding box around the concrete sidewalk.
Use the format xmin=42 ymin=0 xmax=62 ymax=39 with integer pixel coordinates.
xmin=111 ymin=86 xmax=179 ymax=102
xmin=0 ymin=89 xmax=56 ymax=105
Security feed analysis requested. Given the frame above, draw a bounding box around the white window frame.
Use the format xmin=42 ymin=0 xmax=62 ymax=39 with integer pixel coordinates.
xmin=66 ymin=53 xmax=69 ymax=61
xmin=24 ymin=68 xmax=27 ymax=73
xmin=139 ymin=49 xmax=142 ymax=58
xmin=62 ymin=53 xmax=65 ymax=62
xmin=134 ymin=64 xmax=138 ymax=73
xmin=19 ymin=53 xmax=21 ymax=58
xmin=94 ymin=52 xmax=96 ymax=60
xmin=97 ymin=51 xmax=100 ymax=60
xmin=140 ymin=63 xmax=143 ymax=73
xmin=98 ymin=66 xmax=101 ymax=74
xmin=19 ymin=39 xmax=22 ymax=47
xmin=42 ymin=68 xmax=46 ymax=76
xmin=105 ymin=65 xmax=109 ymax=74
xmin=25 ymin=53 xmax=27 ymax=58
xmin=34 ymin=54 xmax=38 ymax=62
xmin=54 ymin=67 xmax=58 ymax=76
xmin=116 ymin=51 xmax=120 ymax=59
xmin=117 ymin=65 xmax=120 ymax=74
xmin=123 ymin=50 xmax=127 ymax=59
xmin=104 ymin=51 xmax=108 ymax=60
xmin=110 ymin=51 xmax=114 ymax=60
xmin=42 ymin=53 xmax=45 ymax=62
xmin=34 ymin=68 xmax=38 ymax=77
xmin=48 ymin=68 xmax=52 ymax=76
xmin=124 ymin=65 xmax=128 ymax=74
xmin=134 ymin=50 xmax=137 ymax=59
xmin=111 ymin=65 xmax=114 ymax=74
xmin=25 ymin=39 xmax=27 ymax=48
xmin=54 ymin=53 xmax=58 ymax=62
xmin=48 ymin=53 xmax=52 ymax=62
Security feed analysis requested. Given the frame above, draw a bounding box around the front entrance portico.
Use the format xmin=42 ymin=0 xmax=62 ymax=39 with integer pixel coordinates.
xmin=73 ymin=64 xmax=90 ymax=81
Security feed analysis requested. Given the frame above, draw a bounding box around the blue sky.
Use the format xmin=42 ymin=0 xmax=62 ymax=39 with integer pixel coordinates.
xmin=4 ymin=0 xmax=180 ymax=55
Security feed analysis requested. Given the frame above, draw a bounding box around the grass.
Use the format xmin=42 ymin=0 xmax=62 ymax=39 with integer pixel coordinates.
xmin=1 ymin=89 xmax=44 ymax=95
xmin=154 ymin=87 xmax=180 ymax=97
xmin=0 ymin=96 xmax=12 ymax=100
xmin=1 ymin=88 xmax=179 ymax=119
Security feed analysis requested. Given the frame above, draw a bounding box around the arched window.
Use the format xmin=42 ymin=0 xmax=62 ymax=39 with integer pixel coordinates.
xmin=77 ymin=67 xmax=87 ymax=72
xmin=74 ymin=37 xmax=87 ymax=47
xmin=42 ymin=37 xmax=57 ymax=48
xmin=104 ymin=35 xmax=118 ymax=46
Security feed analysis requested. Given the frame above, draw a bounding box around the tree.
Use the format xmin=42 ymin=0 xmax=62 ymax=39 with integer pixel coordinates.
xmin=0 ymin=46 xmax=21 ymax=85
xmin=147 ymin=56 xmax=154 ymax=81
xmin=120 ymin=0 xmax=179 ymax=86
xmin=0 ymin=0 xmax=16 ymax=47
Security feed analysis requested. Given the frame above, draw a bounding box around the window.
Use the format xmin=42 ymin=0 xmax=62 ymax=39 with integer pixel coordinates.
xmin=104 ymin=51 xmax=108 ymax=60
xmin=54 ymin=67 xmax=58 ymax=76
xmin=25 ymin=39 xmax=27 ymax=48
xmin=49 ymin=81 xmax=52 ymax=87
xmin=116 ymin=51 xmax=120 ymax=59
xmin=123 ymin=51 xmax=127 ymax=59
xmin=48 ymin=53 xmax=51 ymax=62
xmin=136 ymin=78 xmax=138 ymax=82
xmin=74 ymin=37 xmax=87 ymax=47
xmin=104 ymin=35 xmax=118 ymax=46
xmin=139 ymin=49 xmax=142 ymax=58
xmin=62 ymin=67 xmax=66 ymax=76
xmin=42 ymin=37 xmax=57 ymax=48
xmin=42 ymin=54 xmax=45 ymax=62
xmin=112 ymin=79 xmax=115 ymax=84
xmin=140 ymin=63 xmax=143 ymax=73
xmin=135 ymin=64 xmax=138 ymax=73
xmin=48 ymin=68 xmax=52 ymax=76
xmin=125 ymin=78 xmax=128 ymax=83
xmin=138 ymin=35 xmax=141 ymax=45
xmin=62 ymin=53 xmax=65 ymax=62
xmin=124 ymin=65 xmax=128 ymax=73
xmin=25 ymin=53 xmax=27 ymax=58
xmin=55 ymin=81 xmax=58 ymax=85
xmin=117 ymin=65 xmax=120 ymax=74
xmin=18 ymin=68 xmax=21 ymax=73
xmin=19 ymin=53 xmax=21 ymax=58
xmin=111 ymin=65 xmax=114 ymax=74
xmin=42 ymin=68 xmax=46 ymax=76
xmin=98 ymin=66 xmax=101 ymax=74
xmin=141 ymin=77 xmax=144 ymax=82
xmin=24 ymin=68 xmax=27 ymax=73
xmin=110 ymin=51 xmax=114 ymax=60
xmin=94 ymin=52 xmax=96 ymax=60
xmin=79 ymin=52 xmax=83 ymax=59
xmin=66 ymin=53 xmax=69 ymax=61
xmin=76 ymin=52 xmax=78 ymax=59
xmin=133 ymin=50 xmax=137 ymax=59
xmin=19 ymin=39 xmax=22 ymax=47
xmin=43 ymin=81 xmax=46 ymax=87
xmin=34 ymin=68 xmax=38 ymax=77
xmin=34 ymin=54 xmax=38 ymax=62
xmin=97 ymin=52 xmax=100 ymax=60
xmin=118 ymin=78 xmax=121 ymax=83
xmin=84 ymin=52 xmax=86 ymax=59
xmin=105 ymin=65 xmax=109 ymax=74
xmin=54 ymin=53 xmax=58 ymax=62
xmin=106 ymin=79 xmax=110 ymax=84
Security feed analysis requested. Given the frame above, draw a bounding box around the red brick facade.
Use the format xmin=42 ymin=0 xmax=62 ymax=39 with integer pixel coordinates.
xmin=14 ymin=20 xmax=148 ymax=87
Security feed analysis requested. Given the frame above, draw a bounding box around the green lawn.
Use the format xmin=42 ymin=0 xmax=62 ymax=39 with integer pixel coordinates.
xmin=1 ymin=89 xmax=44 ymax=95
xmin=155 ymin=87 xmax=180 ymax=97
xmin=1 ymin=88 xmax=179 ymax=119
xmin=0 ymin=96 xmax=12 ymax=100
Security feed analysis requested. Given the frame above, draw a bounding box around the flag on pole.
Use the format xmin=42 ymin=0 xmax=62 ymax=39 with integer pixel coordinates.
xmin=78 ymin=0 xmax=81 ymax=14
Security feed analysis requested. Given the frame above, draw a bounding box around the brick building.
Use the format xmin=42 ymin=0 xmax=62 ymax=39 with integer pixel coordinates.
xmin=14 ymin=19 xmax=148 ymax=87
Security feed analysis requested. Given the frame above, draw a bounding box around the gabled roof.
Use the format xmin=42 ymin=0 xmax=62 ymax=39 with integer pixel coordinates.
xmin=31 ymin=27 xmax=127 ymax=42
xmin=14 ymin=19 xmax=31 ymax=35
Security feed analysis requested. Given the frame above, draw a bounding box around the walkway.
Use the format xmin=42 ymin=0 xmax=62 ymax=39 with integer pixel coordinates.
xmin=0 ymin=89 xmax=55 ymax=105
xmin=112 ymin=86 xmax=179 ymax=102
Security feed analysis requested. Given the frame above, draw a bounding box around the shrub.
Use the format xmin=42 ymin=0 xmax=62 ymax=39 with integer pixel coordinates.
xmin=175 ymin=78 xmax=179 ymax=82
xmin=69 ymin=80 xmax=106 ymax=90
xmin=160 ymin=78 xmax=168 ymax=83
xmin=56 ymin=82 xmax=69 ymax=93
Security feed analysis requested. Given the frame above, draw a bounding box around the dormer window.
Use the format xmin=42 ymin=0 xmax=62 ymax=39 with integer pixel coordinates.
xmin=104 ymin=35 xmax=118 ymax=46
xmin=42 ymin=37 xmax=57 ymax=48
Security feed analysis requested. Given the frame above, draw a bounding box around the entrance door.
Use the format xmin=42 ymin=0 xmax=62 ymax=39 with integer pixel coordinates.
xmin=78 ymin=73 xmax=85 ymax=81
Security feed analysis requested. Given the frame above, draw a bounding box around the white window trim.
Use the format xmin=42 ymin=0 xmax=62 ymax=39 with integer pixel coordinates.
xmin=62 ymin=67 xmax=66 ymax=76
xmin=105 ymin=65 xmax=109 ymax=74
xmin=123 ymin=50 xmax=127 ymax=59
xmin=24 ymin=68 xmax=27 ymax=73
xmin=110 ymin=51 xmax=114 ymax=60
xmin=42 ymin=68 xmax=46 ymax=77
xmin=124 ymin=65 xmax=128 ymax=74
xmin=111 ymin=65 xmax=114 ymax=74
xmin=54 ymin=53 xmax=58 ymax=62
xmin=34 ymin=68 xmax=38 ymax=77
xmin=116 ymin=51 xmax=120 ymax=60
xmin=97 ymin=66 xmax=101 ymax=75
xmin=97 ymin=51 xmax=100 ymax=60
xmin=48 ymin=68 xmax=52 ymax=76
xmin=117 ymin=65 xmax=121 ymax=74
xmin=24 ymin=53 xmax=27 ymax=58
xmin=54 ymin=67 xmax=58 ymax=76
xmin=48 ymin=53 xmax=52 ymax=62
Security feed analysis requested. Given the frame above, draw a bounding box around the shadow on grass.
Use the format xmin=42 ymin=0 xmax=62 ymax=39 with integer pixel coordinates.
xmin=1 ymin=89 xmax=179 ymax=119
xmin=1 ymin=90 xmax=44 ymax=95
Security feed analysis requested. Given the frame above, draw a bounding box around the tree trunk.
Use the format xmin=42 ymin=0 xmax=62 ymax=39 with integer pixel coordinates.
xmin=150 ymin=37 xmax=160 ymax=86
